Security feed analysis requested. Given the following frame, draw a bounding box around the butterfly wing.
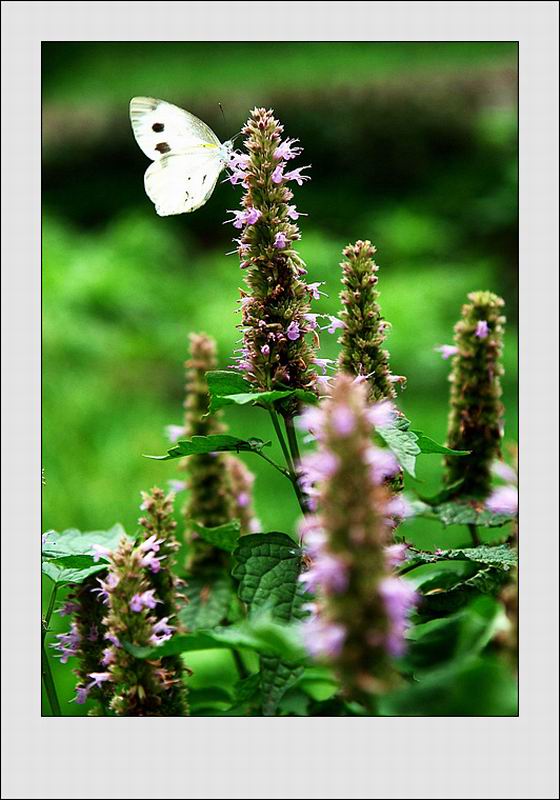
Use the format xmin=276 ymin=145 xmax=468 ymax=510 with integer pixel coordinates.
xmin=130 ymin=96 xmax=221 ymax=161
xmin=144 ymin=149 xmax=224 ymax=216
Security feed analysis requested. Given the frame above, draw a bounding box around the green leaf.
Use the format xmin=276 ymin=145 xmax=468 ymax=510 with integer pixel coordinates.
xmin=189 ymin=520 xmax=241 ymax=553
xmin=124 ymin=616 xmax=306 ymax=662
xmin=412 ymin=432 xmax=470 ymax=456
xmin=430 ymin=500 xmax=514 ymax=527
xmin=232 ymin=532 xmax=305 ymax=622
xmin=179 ymin=572 xmax=235 ymax=630
xmin=206 ymin=370 xmax=252 ymax=398
xmin=260 ymin=657 xmax=305 ymax=716
xmin=403 ymin=544 xmax=517 ymax=573
xmin=147 ymin=434 xmax=271 ymax=461
xmin=206 ymin=370 xmax=317 ymax=414
xmin=41 ymin=523 xmax=128 ymax=560
xmin=232 ymin=531 xmax=307 ymax=715
xmin=379 ymin=656 xmax=517 ymax=716
xmin=377 ymin=417 xmax=420 ymax=477
xmin=404 ymin=595 xmax=503 ymax=673
xmin=42 ymin=555 xmax=107 ymax=586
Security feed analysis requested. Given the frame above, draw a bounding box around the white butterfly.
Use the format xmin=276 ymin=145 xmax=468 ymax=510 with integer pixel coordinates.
xmin=129 ymin=97 xmax=233 ymax=216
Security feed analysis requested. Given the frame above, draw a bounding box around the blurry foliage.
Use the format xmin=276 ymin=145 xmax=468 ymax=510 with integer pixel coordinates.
xmin=42 ymin=43 xmax=517 ymax=713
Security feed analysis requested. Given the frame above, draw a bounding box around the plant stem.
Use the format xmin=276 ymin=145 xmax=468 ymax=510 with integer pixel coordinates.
xmin=42 ymin=584 xmax=61 ymax=716
xmin=268 ymin=409 xmax=295 ymax=473
xmin=468 ymin=523 xmax=480 ymax=546
xmin=268 ymin=408 xmax=308 ymax=515
xmin=283 ymin=412 xmax=312 ymax=514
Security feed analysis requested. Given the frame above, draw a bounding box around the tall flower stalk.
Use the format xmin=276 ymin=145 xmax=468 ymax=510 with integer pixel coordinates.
xmin=443 ymin=291 xmax=506 ymax=499
xmin=98 ymin=520 xmax=188 ymax=716
xmin=178 ymin=332 xmax=256 ymax=566
xmin=298 ymin=375 xmax=417 ymax=702
xmin=338 ymin=240 xmax=402 ymax=401
xmin=226 ymin=108 xmax=320 ymax=509
xmin=228 ymin=107 xmax=317 ymax=398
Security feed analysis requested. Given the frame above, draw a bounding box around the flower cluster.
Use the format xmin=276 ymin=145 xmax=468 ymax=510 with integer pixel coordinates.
xmin=444 ymin=291 xmax=506 ymax=498
xmin=337 ymin=241 xmax=403 ymax=402
xmin=137 ymin=487 xmax=190 ymax=715
xmin=178 ymin=332 xmax=257 ymax=568
xmin=228 ymin=108 xmax=317 ymax=399
xmin=51 ymin=574 xmax=113 ymax=712
xmin=97 ymin=501 xmax=188 ymax=716
xmin=297 ymin=375 xmax=417 ymax=698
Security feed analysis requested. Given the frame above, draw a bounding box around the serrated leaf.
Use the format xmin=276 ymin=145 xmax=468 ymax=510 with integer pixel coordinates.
xmin=232 ymin=532 xmax=304 ymax=622
xmin=206 ymin=370 xmax=317 ymax=414
xmin=147 ymin=434 xmax=271 ymax=461
xmin=431 ymin=500 xmax=514 ymax=527
xmin=41 ymin=523 xmax=128 ymax=560
xmin=260 ymin=656 xmax=304 ymax=716
xmin=403 ymin=544 xmax=517 ymax=573
xmin=179 ymin=573 xmax=235 ymax=630
xmin=377 ymin=418 xmax=420 ymax=477
xmin=42 ymin=555 xmax=108 ymax=586
xmin=412 ymin=432 xmax=470 ymax=456
xmin=189 ymin=520 xmax=241 ymax=553
xmin=232 ymin=531 xmax=307 ymax=715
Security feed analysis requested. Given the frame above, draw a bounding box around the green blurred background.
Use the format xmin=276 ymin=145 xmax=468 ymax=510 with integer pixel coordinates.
xmin=42 ymin=42 xmax=518 ymax=710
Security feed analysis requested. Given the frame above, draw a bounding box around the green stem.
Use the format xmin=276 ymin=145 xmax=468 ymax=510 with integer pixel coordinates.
xmin=269 ymin=409 xmax=295 ymax=473
xmin=268 ymin=408 xmax=308 ymax=514
xmin=468 ymin=523 xmax=480 ymax=547
xmin=283 ymin=412 xmax=312 ymax=515
xmin=42 ymin=584 xmax=61 ymax=716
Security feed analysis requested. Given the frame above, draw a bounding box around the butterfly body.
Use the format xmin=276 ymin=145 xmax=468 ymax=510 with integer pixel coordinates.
xmin=129 ymin=97 xmax=232 ymax=216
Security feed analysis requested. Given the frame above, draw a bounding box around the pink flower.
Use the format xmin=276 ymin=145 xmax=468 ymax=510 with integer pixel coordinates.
xmin=271 ymin=165 xmax=284 ymax=184
xmin=475 ymin=320 xmax=489 ymax=339
xmin=274 ymin=138 xmax=302 ymax=161
xmin=307 ymin=282 xmax=326 ymax=300
xmin=378 ymin=577 xmax=418 ymax=657
xmin=324 ymin=315 xmax=345 ymax=334
xmin=365 ymin=446 xmax=400 ymax=483
xmin=435 ymin=344 xmax=459 ymax=360
xmin=367 ymin=401 xmax=396 ymax=429
xmin=260 ymin=344 xmax=270 ymax=356
xmin=302 ymin=617 xmax=346 ymax=659
xmin=492 ymin=461 xmax=518 ymax=485
xmin=486 ymin=486 xmax=518 ymax=515
xmin=299 ymin=553 xmax=348 ymax=594
xmin=386 ymin=495 xmax=414 ymax=520
xmin=331 ymin=406 xmax=355 ymax=437
xmin=284 ymin=166 xmax=311 ymax=185
xmin=91 ymin=544 xmax=112 ymax=563
xmin=227 ymin=207 xmax=262 ymax=229
xmin=384 ymin=543 xmax=409 ymax=568
xmin=287 ymin=205 xmax=302 ymax=220
xmin=313 ymin=357 xmax=334 ymax=374
xmin=165 ymin=424 xmax=184 ymax=443
xmin=274 ymin=231 xmax=288 ymax=249
xmin=286 ymin=321 xmax=301 ymax=341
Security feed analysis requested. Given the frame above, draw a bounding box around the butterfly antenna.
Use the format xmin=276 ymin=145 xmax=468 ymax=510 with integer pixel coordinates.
xmin=218 ymin=102 xmax=227 ymax=126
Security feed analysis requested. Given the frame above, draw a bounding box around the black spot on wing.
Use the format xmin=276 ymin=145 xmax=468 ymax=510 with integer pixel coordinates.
xmin=155 ymin=142 xmax=171 ymax=154
xmin=202 ymin=174 xmax=207 ymax=185
xmin=152 ymin=122 xmax=164 ymax=132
